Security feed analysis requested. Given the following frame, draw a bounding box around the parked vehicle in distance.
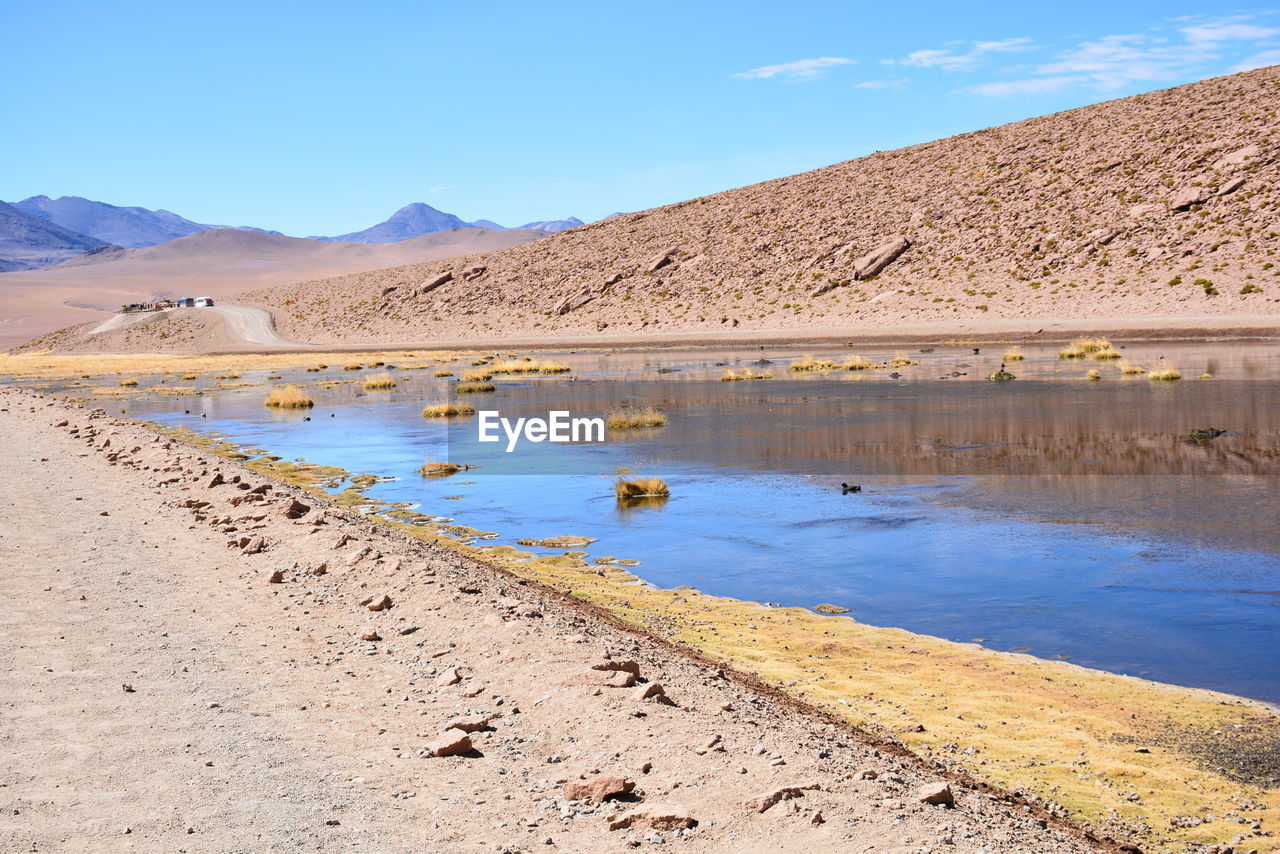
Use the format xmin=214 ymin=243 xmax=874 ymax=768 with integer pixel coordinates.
xmin=195 ymin=297 xmax=215 ymax=307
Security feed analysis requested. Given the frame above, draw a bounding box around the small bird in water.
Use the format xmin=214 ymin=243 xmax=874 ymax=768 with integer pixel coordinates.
xmin=841 ymin=483 xmax=862 ymax=494
xmin=973 ymin=347 xmax=981 ymax=355
xmin=304 ymin=416 xmax=311 ymax=421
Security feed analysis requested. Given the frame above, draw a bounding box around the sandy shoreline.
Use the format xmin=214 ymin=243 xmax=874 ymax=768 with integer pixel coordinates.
xmin=3 ymin=384 xmax=1279 ymax=851
xmin=14 ymin=305 xmax=1280 ymax=357
xmin=0 ymin=385 xmax=1117 ymax=853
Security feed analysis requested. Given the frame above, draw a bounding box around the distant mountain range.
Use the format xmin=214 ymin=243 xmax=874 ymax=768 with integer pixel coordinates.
xmin=310 ymin=203 xmax=585 ymax=243
xmin=0 ymin=195 xmax=592 ymax=270
xmin=0 ymin=200 xmax=109 ymax=272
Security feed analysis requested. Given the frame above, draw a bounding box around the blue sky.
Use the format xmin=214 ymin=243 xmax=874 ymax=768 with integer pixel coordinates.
xmin=3 ymin=1 xmax=1277 ymax=236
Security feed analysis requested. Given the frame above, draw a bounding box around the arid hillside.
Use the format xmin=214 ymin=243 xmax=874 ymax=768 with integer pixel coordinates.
xmin=246 ymin=67 xmax=1279 ymax=345
xmin=0 ymin=227 xmax=544 ymax=350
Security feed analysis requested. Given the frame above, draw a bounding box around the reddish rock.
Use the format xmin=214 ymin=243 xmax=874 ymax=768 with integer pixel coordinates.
xmin=436 ymin=667 xmax=461 ymax=686
xmin=744 ymin=784 xmax=818 ymax=813
xmin=917 ymin=781 xmax=954 ymax=806
xmin=563 ymin=775 xmax=635 ymax=804
xmin=423 ymin=732 xmax=472 ymax=757
xmin=445 ymin=714 xmax=491 ymax=733
xmin=365 ymin=594 xmax=392 ymax=612
xmin=240 ymin=536 xmax=266 ymax=555
xmin=608 ymin=804 xmax=696 ymax=831
xmin=632 ymin=682 xmax=669 ymax=703
xmin=581 ymin=669 xmax=636 ymax=688
xmin=275 ymin=497 xmax=310 ymax=519
xmin=360 ymin=630 xmax=381 ymax=641
xmin=590 ymin=660 xmax=641 ymax=676
xmin=267 ymin=570 xmax=285 ymax=584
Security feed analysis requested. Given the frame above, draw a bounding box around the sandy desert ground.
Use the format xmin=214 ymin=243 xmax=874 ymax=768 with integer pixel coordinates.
xmin=0 ymin=386 xmax=1126 ymax=853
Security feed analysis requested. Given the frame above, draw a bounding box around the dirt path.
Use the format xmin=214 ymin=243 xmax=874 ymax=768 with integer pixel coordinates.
xmin=0 ymin=386 xmax=1110 ymax=853
xmin=207 ymin=305 xmax=292 ymax=348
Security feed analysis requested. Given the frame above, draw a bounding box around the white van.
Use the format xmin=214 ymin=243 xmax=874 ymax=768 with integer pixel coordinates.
xmin=195 ymin=297 xmax=215 ymax=307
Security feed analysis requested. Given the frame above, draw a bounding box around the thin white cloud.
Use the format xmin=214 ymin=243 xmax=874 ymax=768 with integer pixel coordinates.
xmin=966 ymin=13 xmax=1280 ymax=96
xmin=852 ymin=78 xmax=908 ymax=89
xmin=968 ymin=76 xmax=1080 ymax=96
xmin=427 ymin=186 xmax=450 ymax=193
xmin=889 ymin=37 xmax=1035 ymax=71
xmin=1182 ymin=21 xmax=1280 ymax=44
xmin=733 ymin=56 xmax=854 ymax=80
xmin=1231 ymin=48 xmax=1280 ymax=71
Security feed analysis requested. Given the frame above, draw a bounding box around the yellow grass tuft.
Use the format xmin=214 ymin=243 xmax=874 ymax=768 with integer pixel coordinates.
xmin=118 ymin=377 xmax=139 ymax=387
xmin=1118 ymin=360 xmax=1146 ymax=375
xmin=888 ymin=352 xmax=916 ymax=368
xmin=421 ymin=460 xmax=463 ymax=477
xmin=1058 ymin=344 xmax=1086 ymax=359
xmin=605 ymin=407 xmax=668 ymax=429
xmin=265 ymin=385 xmax=314 ymax=408
xmin=614 ymin=477 xmax=670 ymax=499
xmin=455 ymin=381 xmax=495 ymax=394
xmin=789 ymin=354 xmax=832 ymax=372
xmin=1093 ymin=347 xmax=1122 ymax=360
xmin=342 ymin=363 xmax=363 ymax=371
xmin=362 ymin=372 xmax=397 ymax=390
xmin=434 ymin=370 xmax=455 ymax=377
xmin=180 ymin=373 xmax=198 ymax=380
xmin=461 ymin=369 xmax=492 ymax=382
xmin=422 ymin=401 xmax=475 ymax=418
xmin=1148 ymin=361 xmax=1182 ymax=381
xmin=1003 ymin=347 xmax=1025 ymax=361
xmin=1074 ymin=336 xmax=1112 ymax=353
xmin=721 ymin=368 xmax=772 ymax=381
xmin=1087 ymin=369 xmax=1101 ymax=381
xmin=841 ymin=355 xmax=878 ymax=370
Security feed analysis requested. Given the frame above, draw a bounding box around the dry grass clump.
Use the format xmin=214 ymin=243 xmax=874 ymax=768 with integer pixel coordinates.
xmin=118 ymin=377 xmax=139 ymax=387
xmin=789 ymin=354 xmax=834 ymax=372
xmin=605 ymin=407 xmax=668 ymax=429
xmin=1087 ymin=369 xmax=1101 ymax=381
xmin=461 ymin=369 xmax=492 ymax=382
xmin=1118 ymin=360 xmax=1146 ymax=375
xmin=215 ymin=372 xmax=241 ymax=379
xmin=421 ymin=460 xmax=463 ymax=477
xmin=1058 ymin=344 xmax=1086 ymax=359
xmin=362 ymin=372 xmax=397 ymax=390
xmin=422 ymin=401 xmax=475 ymax=418
xmin=455 ymin=380 xmax=495 ymax=394
xmin=888 ymin=352 xmax=916 ymax=368
xmin=614 ymin=477 xmax=670 ymax=499
xmin=180 ymin=373 xmax=198 ymax=380
xmin=265 ymin=385 xmax=315 ymax=408
xmin=486 ymin=356 xmax=570 ymax=374
xmin=1093 ymin=347 xmax=1122 ymax=360
xmin=343 ymin=363 xmax=364 ymax=371
xmin=1003 ymin=347 xmax=1025 ymax=361
xmin=434 ymin=370 xmax=455 ymax=377
xmin=1075 ymin=336 xmax=1112 ymax=353
xmin=841 ymin=355 xmax=878 ymax=370
xmin=1148 ymin=361 xmax=1182 ymax=381
xmin=720 ymin=368 xmax=772 ymax=381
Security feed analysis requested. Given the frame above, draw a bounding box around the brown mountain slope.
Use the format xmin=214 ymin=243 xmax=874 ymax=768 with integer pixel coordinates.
xmin=246 ymin=67 xmax=1280 ymax=346
xmin=0 ymin=227 xmax=544 ymax=349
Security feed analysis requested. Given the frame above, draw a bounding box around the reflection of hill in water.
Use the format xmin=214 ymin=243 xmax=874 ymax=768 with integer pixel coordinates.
xmin=489 ymin=379 xmax=1280 ymax=477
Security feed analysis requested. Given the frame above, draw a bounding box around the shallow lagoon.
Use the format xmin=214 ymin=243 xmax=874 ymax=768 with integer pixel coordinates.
xmin=31 ymin=340 xmax=1280 ymax=700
